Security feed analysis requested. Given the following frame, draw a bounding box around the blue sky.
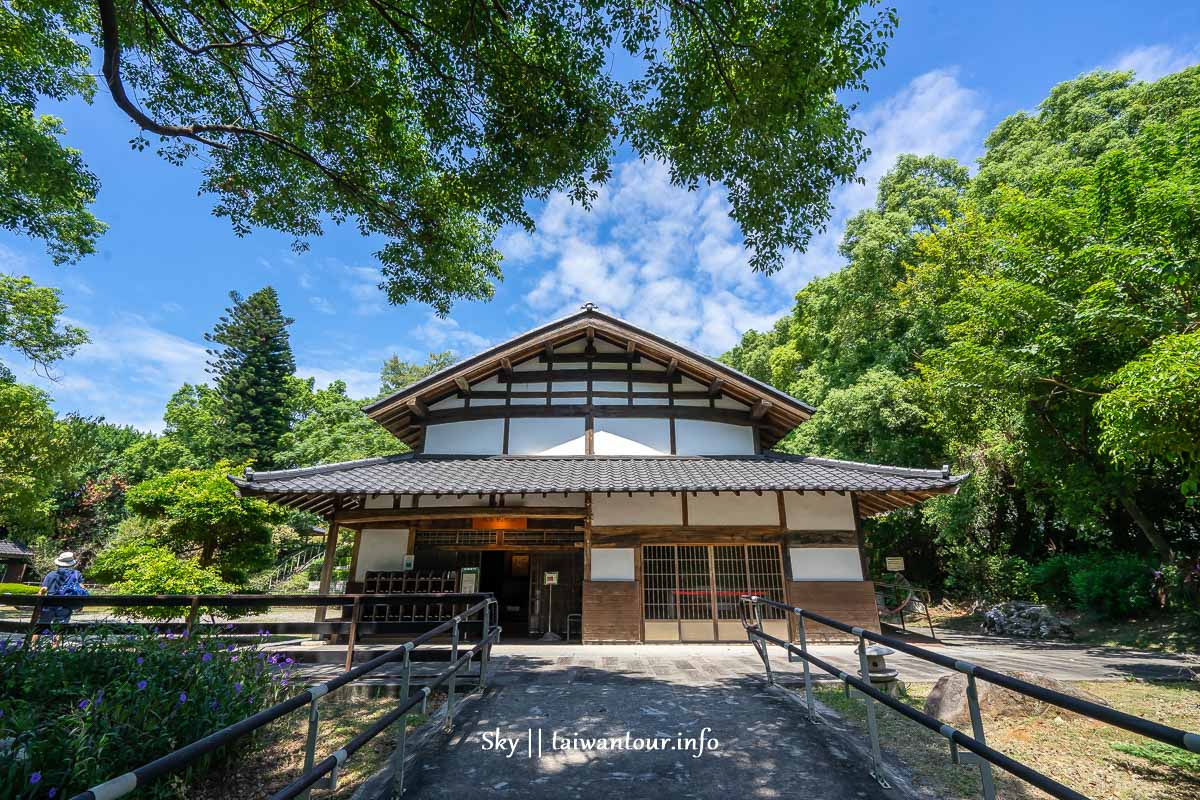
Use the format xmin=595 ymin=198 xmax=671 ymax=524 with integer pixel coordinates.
xmin=3 ymin=2 xmax=1199 ymax=432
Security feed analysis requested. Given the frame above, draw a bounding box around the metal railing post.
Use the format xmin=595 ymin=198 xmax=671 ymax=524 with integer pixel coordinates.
xmin=753 ymin=602 xmax=773 ymax=685
xmin=797 ymin=612 xmax=819 ymax=724
xmin=299 ymin=692 xmax=322 ymax=800
xmin=445 ymin=617 xmax=460 ymax=732
xmin=966 ymin=674 xmax=998 ymax=800
xmin=480 ymin=602 xmax=491 ymax=692
xmin=857 ymin=630 xmax=889 ymax=788
xmin=391 ymin=654 xmax=414 ymax=798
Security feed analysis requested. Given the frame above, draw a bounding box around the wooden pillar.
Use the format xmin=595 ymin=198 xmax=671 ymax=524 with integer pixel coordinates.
xmin=314 ymin=514 xmax=341 ymax=624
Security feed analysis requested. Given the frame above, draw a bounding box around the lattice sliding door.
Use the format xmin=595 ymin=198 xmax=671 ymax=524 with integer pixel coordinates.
xmin=641 ymin=543 xmax=786 ymax=642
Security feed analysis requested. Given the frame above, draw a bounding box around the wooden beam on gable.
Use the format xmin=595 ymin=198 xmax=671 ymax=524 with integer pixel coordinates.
xmin=454 ymin=376 xmax=471 ymax=395
xmin=750 ymin=399 xmax=772 ymax=420
xmin=626 ymin=339 xmax=636 ymax=354
xmin=407 ymin=398 xmax=428 ymax=419
xmin=707 ymin=377 xmax=725 ymax=397
xmin=665 ymin=358 xmax=678 ymax=379
xmin=499 ymin=356 xmax=513 ymax=382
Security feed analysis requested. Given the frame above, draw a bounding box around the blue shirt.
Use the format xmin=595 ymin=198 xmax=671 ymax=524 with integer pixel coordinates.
xmin=41 ymin=568 xmax=80 ymax=595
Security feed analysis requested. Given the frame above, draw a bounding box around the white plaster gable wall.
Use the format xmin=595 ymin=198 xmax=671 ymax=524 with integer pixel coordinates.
xmin=594 ymin=417 xmax=671 ymax=455
xmin=354 ymin=529 xmax=411 ymax=581
xmin=592 ymin=492 xmax=682 ymax=525
xmin=788 ymin=547 xmax=863 ymax=581
xmin=783 ymin=491 xmax=856 ymax=530
xmin=687 ymin=491 xmax=778 ymax=525
xmin=674 ymin=420 xmax=755 ymax=455
xmin=423 ymin=419 xmax=504 ymax=454
xmin=508 ymin=417 xmax=587 ymax=455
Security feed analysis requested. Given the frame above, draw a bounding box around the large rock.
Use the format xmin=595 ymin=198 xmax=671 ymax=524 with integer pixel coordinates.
xmin=924 ymin=671 xmax=1107 ymax=725
xmin=981 ymin=601 xmax=1073 ymax=640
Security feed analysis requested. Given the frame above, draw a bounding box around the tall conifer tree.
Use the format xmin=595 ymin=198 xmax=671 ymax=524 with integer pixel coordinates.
xmin=205 ymin=288 xmax=295 ymax=468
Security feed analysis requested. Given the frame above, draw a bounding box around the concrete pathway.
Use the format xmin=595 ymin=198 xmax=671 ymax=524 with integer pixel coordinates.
xmin=401 ymin=650 xmax=893 ymax=800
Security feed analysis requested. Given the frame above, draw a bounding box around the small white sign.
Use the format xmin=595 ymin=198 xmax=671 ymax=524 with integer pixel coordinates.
xmin=544 ymin=571 xmax=559 ymax=586
xmin=886 ymin=556 xmax=905 ymax=572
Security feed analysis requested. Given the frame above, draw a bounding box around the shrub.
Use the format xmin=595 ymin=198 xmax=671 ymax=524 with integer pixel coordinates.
xmin=0 ymin=627 xmax=295 ymax=799
xmin=1069 ymin=554 xmax=1154 ymax=619
xmin=945 ymin=554 xmax=1036 ymax=603
xmin=0 ymin=583 xmax=38 ymax=596
xmin=1030 ymin=554 xmax=1079 ymax=607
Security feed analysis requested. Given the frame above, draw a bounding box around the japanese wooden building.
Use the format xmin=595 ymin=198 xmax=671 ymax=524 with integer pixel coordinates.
xmin=231 ymin=306 xmax=965 ymax=642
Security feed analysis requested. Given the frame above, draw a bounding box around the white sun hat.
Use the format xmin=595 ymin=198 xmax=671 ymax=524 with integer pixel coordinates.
xmin=53 ymin=552 xmax=77 ymax=568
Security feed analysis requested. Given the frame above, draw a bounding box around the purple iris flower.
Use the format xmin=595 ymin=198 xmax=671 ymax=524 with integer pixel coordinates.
xmin=137 ymin=680 xmax=148 ymax=691
xmin=202 ymin=652 xmax=213 ymax=662
xmin=30 ymin=772 xmax=41 ymax=784
xmin=234 ymin=682 xmax=243 ymax=693
xmin=136 ymin=656 xmax=144 ymax=665
xmin=179 ymin=692 xmax=188 ymax=704
xmin=78 ymin=699 xmax=90 ymax=710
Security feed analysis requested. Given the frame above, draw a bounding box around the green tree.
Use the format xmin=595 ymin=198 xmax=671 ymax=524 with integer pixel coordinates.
xmin=161 ymin=382 xmax=224 ymax=464
xmin=6 ymin=1 xmax=896 ymax=312
xmin=0 ymin=2 xmax=104 ymax=264
xmin=906 ymin=103 xmax=1200 ymax=561
xmin=0 ymin=381 xmax=74 ymax=538
xmin=124 ymin=463 xmax=281 ymax=583
xmin=0 ymin=274 xmax=88 ymax=379
xmin=205 ymin=287 xmax=296 ymax=469
xmin=279 ymin=379 xmax=404 ymax=467
xmin=379 ymin=351 xmax=456 ymax=396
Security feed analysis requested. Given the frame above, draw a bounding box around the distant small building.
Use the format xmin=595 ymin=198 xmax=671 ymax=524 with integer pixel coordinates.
xmin=0 ymin=539 xmax=34 ymax=583
xmin=233 ymin=307 xmax=966 ymax=642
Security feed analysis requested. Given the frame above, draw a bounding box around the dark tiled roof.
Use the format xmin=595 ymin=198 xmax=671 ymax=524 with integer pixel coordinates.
xmin=0 ymin=540 xmax=34 ymax=559
xmin=232 ymin=453 xmax=966 ymax=496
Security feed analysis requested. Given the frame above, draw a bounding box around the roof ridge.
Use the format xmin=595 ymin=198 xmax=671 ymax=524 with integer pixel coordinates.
xmin=785 ymin=453 xmax=958 ymax=479
xmin=236 ymin=453 xmax=414 ymax=482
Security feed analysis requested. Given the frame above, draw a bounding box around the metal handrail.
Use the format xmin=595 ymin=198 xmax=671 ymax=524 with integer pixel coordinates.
xmin=67 ymin=596 xmax=499 ymax=800
xmin=740 ymin=595 xmax=1200 ymax=800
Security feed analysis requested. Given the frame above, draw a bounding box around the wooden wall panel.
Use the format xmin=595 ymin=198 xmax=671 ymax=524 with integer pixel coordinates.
xmin=582 ymin=580 xmax=642 ymax=642
xmin=786 ymin=580 xmax=880 ymax=642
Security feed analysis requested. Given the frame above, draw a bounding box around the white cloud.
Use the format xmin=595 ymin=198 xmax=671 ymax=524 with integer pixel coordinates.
xmin=500 ymin=68 xmax=988 ymax=356
xmin=340 ymin=265 xmax=386 ymax=316
xmin=1108 ymin=44 xmax=1199 ymax=82
xmin=309 ymin=296 xmax=335 ymax=315
xmin=297 ymin=364 xmax=380 ymax=400
xmin=411 ymin=315 xmax=491 ymax=352
xmin=13 ymin=314 xmax=210 ymax=432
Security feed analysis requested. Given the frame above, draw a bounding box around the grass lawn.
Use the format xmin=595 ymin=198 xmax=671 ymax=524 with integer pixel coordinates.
xmin=193 ymin=690 xmax=446 ymax=799
xmin=814 ymin=679 xmax=1200 ymax=800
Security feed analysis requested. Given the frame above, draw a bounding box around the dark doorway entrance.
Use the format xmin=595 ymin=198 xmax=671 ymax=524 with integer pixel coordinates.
xmin=479 ymin=551 xmax=531 ymax=638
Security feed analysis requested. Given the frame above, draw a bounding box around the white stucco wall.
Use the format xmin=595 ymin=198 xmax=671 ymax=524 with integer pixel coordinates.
xmin=508 ymin=417 xmax=587 ymax=455
xmin=686 ymin=491 xmax=778 ymax=525
xmin=593 ymin=417 xmax=671 ymax=455
xmin=592 ymin=492 xmax=682 ymax=525
xmin=674 ymin=419 xmax=755 ymax=455
xmin=354 ymin=529 xmax=411 ymax=581
xmin=591 ymin=548 xmax=636 ymax=581
xmin=788 ymin=547 xmax=863 ymax=581
xmin=782 ymin=492 xmax=856 ymax=530
xmin=423 ymin=418 xmax=504 ymax=454
xmin=499 ymin=493 xmax=587 ymax=507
